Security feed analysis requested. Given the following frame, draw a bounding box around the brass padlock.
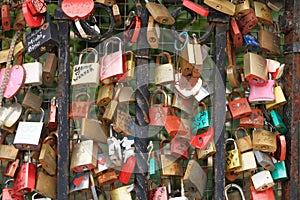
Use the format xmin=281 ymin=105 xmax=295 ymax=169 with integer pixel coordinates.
xmin=258 ymin=26 xmax=280 ymax=56
xmin=160 ymin=140 xmax=183 ymax=176
xmin=147 ymin=16 xmax=159 ymax=49
xmin=22 ymin=86 xmax=43 ymax=113
xmin=103 ymin=88 xmax=121 ymax=121
xmin=95 ymin=0 xmax=114 ymax=6
xmin=81 ymin=118 xmax=108 ymax=143
xmin=235 ymin=0 xmax=250 ymax=17
xmin=0 ymin=36 xmax=10 ymax=64
xmin=265 ymin=85 xmax=287 ymax=110
xmin=204 ymin=0 xmax=236 ymax=16
xmin=39 ymin=133 xmax=57 ymax=175
xmin=0 ymin=132 xmax=19 ymax=161
xmin=145 ymin=0 xmax=175 ymax=25
xmin=196 ymin=140 xmax=216 ymax=160
xmin=120 ymin=51 xmax=135 ymax=82
xmin=13 ymin=39 xmax=26 ymax=57
xmin=267 ymin=0 xmax=283 ymax=12
xmin=225 ymin=138 xmax=242 ymax=172
xmin=97 ymin=84 xmax=114 ymax=107
xmin=172 ymin=92 xmax=194 ymax=115
xmin=252 ymin=129 xmax=277 ymax=152
xmin=35 ymin=167 xmax=57 ymax=199
xmin=42 ymin=52 xmax=58 ymax=86
xmin=253 ymin=1 xmax=273 ymax=26
xmin=155 ymin=52 xmax=174 ymax=86
xmin=234 ymin=127 xmax=252 ymax=153
xmin=118 ymin=86 xmax=135 ymax=104
xmin=110 ymin=184 xmax=134 ymax=200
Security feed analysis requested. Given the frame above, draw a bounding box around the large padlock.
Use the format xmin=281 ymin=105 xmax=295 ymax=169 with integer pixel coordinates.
xmin=71 ymin=48 xmax=100 ymax=88
xmin=97 ymin=84 xmax=114 ymax=107
xmin=154 ymin=52 xmax=175 ymax=86
xmin=239 ymin=108 xmax=264 ymax=128
xmin=110 ymin=184 xmax=134 ymax=200
xmin=160 ymin=140 xmax=183 ymax=176
xmin=42 ymin=52 xmax=57 ymax=86
xmin=225 ymin=183 xmax=246 ymax=200
xmin=81 ymin=117 xmax=108 ymax=143
xmin=1 ymin=2 xmax=11 ymax=31
xmin=235 ymin=0 xmax=250 ymax=17
xmin=2 ymin=179 xmax=24 ymax=200
xmin=183 ymin=152 xmax=207 ymax=199
xmin=227 ymin=91 xmax=252 ymax=119
xmin=69 ymin=92 xmax=92 ymax=120
xmin=0 ymin=132 xmax=19 ymax=161
xmin=253 ymin=129 xmax=277 ymax=152
xmin=244 ymin=52 xmax=268 ymax=86
xmin=235 ymin=151 xmax=257 ymax=173
xmin=35 ymin=167 xmax=57 ymax=199
xmin=23 ymin=61 xmax=43 ymax=85
xmin=120 ymin=51 xmax=135 ymax=81
xmin=253 ymin=149 xmax=276 ymax=171
xmin=149 ymin=89 xmax=170 ymax=127
xmin=100 ymin=36 xmax=124 ymax=84
xmin=14 ymin=152 xmax=37 ymax=195
xmin=191 ymin=101 xmax=210 ymax=134
xmin=258 ymin=26 xmax=280 ymax=56
xmin=38 ymin=133 xmax=57 ymax=175
xmin=13 ymin=108 xmax=44 ymax=151
xmin=196 ymin=140 xmax=216 ymax=160
xmin=253 ymin=1 xmax=273 ymax=26
xmin=22 ymin=0 xmax=44 ymax=28
xmin=234 ymin=127 xmax=252 ymax=153
xmin=270 ymin=110 xmax=287 ymax=134
xmin=70 ymin=139 xmax=98 ymax=172
xmin=271 ymin=161 xmax=288 ymax=182
xmin=225 ymin=138 xmax=242 ymax=172
xmin=237 ymin=8 xmax=258 ymax=34
xmin=22 ymin=86 xmax=43 ymax=113
xmin=203 ymin=0 xmax=236 ymax=16
xmin=0 ymin=36 xmax=10 ymax=64
xmin=273 ymin=134 xmax=286 ymax=161
xmin=170 ymin=138 xmax=189 ymax=160
xmin=250 ymin=185 xmax=275 ymax=200
xmin=145 ymin=0 xmax=175 ymax=25
xmin=265 ymin=85 xmax=287 ymax=110
xmin=165 ymin=109 xmax=188 ymax=138
xmin=248 ymin=76 xmax=275 ymax=104
xmin=251 ymin=170 xmax=275 ymax=191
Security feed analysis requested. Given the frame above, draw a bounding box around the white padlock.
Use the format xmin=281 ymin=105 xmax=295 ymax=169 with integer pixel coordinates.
xmin=23 ymin=61 xmax=43 ymax=85
xmin=251 ymin=170 xmax=275 ymax=191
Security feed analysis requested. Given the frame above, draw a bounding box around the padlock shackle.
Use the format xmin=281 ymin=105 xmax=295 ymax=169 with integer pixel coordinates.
xmin=125 ymin=50 xmax=135 ymax=62
xmin=78 ymin=47 xmax=99 ymax=64
xmin=74 ymin=92 xmax=91 ymax=102
xmin=224 ymin=183 xmax=246 ymax=200
xmin=24 ymin=108 xmax=45 ymax=122
xmin=159 ymin=139 xmax=171 ymax=154
xmin=0 ymin=35 xmax=10 ymax=49
xmin=28 ymin=85 xmax=44 ymax=97
xmin=4 ymin=178 xmax=14 ymax=187
xmin=156 ymin=52 xmax=172 ymax=66
xmin=150 ymin=89 xmax=168 ymax=107
xmin=225 ymin=138 xmax=238 ymax=150
xmin=227 ymin=90 xmax=244 ymax=102
xmin=103 ymin=36 xmax=122 ymax=56
xmin=234 ymin=127 xmax=249 ymax=140
xmin=42 ymin=132 xmax=58 ymax=153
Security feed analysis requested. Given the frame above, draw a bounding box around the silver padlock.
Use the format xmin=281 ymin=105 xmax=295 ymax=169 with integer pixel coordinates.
xmin=251 ymin=170 xmax=275 ymax=191
xmin=32 ymin=193 xmax=51 ymax=200
xmin=107 ymin=124 xmax=122 ymax=167
xmin=23 ymin=61 xmax=43 ymax=85
xmin=225 ymin=183 xmax=246 ymax=200
xmin=193 ymin=83 xmax=210 ymax=102
xmin=254 ymin=150 xmax=276 ymax=171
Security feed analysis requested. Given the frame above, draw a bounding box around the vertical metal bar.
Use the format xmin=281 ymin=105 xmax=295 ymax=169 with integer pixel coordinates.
xmin=213 ymin=24 xmax=227 ymax=200
xmin=281 ymin=0 xmax=300 ymax=199
xmin=55 ymin=1 xmax=70 ymax=199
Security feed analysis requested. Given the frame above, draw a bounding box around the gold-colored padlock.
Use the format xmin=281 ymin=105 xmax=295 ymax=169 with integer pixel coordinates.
xmin=235 ymin=0 xmax=250 ymax=17
xmin=225 ymin=138 xmax=242 ymax=172
xmin=160 ymin=140 xmax=183 ymax=176
xmin=252 ymin=129 xmax=277 ymax=152
xmin=43 ymin=52 xmax=58 ymax=86
xmin=234 ymin=127 xmax=252 ymax=153
xmin=145 ymin=0 xmax=175 ymax=25
xmin=110 ymin=184 xmax=134 ymax=200
xmin=0 ymin=36 xmax=10 ymax=64
xmin=39 ymin=133 xmax=57 ymax=175
xmin=266 ymin=85 xmax=286 ymax=110
xmin=21 ymin=86 xmax=43 ymax=113
xmin=243 ymin=52 xmax=268 ymax=85
xmin=120 ymin=51 xmax=135 ymax=82
xmin=196 ymin=140 xmax=216 ymax=160
xmin=103 ymin=88 xmax=121 ymax=121
xmin=258 ymin=26 xmax=280 ymax=56
xmin=253 ymin=1 xmax=273 ymax=26
xmin=204 ymin=0 xmax=236 ymax=16
xmin=95 ymin=0 xmax=114 ymax=6
xmin=97 ymin=84 xmax=114 ymax=107
xmin=13 ymin=39 xmax=25 ymax=57
xmin=147 ymin=16 xmax=159 ymax=49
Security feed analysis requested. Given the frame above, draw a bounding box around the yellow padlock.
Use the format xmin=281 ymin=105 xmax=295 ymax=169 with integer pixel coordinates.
xmin=225 ymin=138 xmax=242 ymax=172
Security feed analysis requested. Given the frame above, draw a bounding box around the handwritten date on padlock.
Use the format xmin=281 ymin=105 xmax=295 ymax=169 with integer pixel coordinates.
xmin=61 ymin=0 xmax=94 ymax=20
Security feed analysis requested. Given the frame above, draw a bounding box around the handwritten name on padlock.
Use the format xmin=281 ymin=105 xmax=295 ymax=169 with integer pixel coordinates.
xmin=72 ymin=64 xmax=95 ymax=82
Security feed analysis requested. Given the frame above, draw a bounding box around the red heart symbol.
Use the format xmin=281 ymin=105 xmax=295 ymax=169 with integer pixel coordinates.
xmin=73 ymin=175 xmax=84 ymax=187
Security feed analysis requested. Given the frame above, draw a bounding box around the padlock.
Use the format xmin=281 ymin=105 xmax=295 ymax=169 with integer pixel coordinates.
xmin=22 ymin=0 xmax=44 ymax=28
xmin=22 ymin=86 xmax=43 ymax=113
xmin=235 ymin=0 xmax=250 ymax=17
xmin=196 ymin=140 xmax=216 ymax=160
xmin=248 ymin=76 xmax=275 ymax=104
xmin=225 ymin=183 xmax=246 ymax=200
xmin=31 ymin=193 xmax=52 ymax=200
xmin=69 ymin=92 xmax=92 ymax=120
xmin=203 ymin=0 xmax=236 ymax=16
xmin=71 ymin=48 xmax=100 ymax=88
xmin=118 ymin=86 xmax=135 ymax=104
xmin=251 ymin=170 xmax=275 ymax=191
xmin=253 ymin=129 xmax=277 ymax=152
xmin=81 ymin=118 xmax=108 ymax=143
xmin=119 ymin=156 xmax=136 ymax=184
xmin=4 ymin=158 xmax=20 ymax=177
xmin=243 ymin=34 xmax=260 ymax=52
xmin=265 ymin=85 xmax=287 ymax=110
xmin=172 ymin=92 xmax=193 ymax=116
xmin=192 ymin=33 xmax=203 ymax=69
xmin=112 ymin=3 xmax=122 ymax=25
xmin=235 ymin=151 xmax=257 ymax=173
xmin=253 ymin=149 xmax=276 ymax=171
xmin=110 ymin=184 xmax=134 ymax=200
xmin=96 ymin=168 xmax=118 ymax=186
xmin=181 ymin=0 xmax=209 ymax=17
xmin=23 ymin=61 xmax=43 ymax=85
xmin=234 ymin=127 xmax=252 ymax=153
xmin=27 ymin=0 xmax=47 ymax=16
xmin=227 ymin=91 xmax=252 ymax=119
xmin=13 ymin=108 xmax=44 ymax=151
xmin=190 ymin=127 xmax=214 ymax=151
xmin=113 ymin=108 xmax=134 ymax=136
xmin=237 ymin=8 xmax=258 ymax=34
xmin=47 ymin=97 xmax=58 ymax=131
xmin=97 ymin=84 xmax=114 ymax=107
xmin=120 ymin=51 xmax=135 ymax=81
xmin=1 ymin=2 xmax=10 ymax=31
xmin=253 ymin=1 xmax=273 ymax=26
xmin=191 ymin=102 xmax=210 ymax=134
xmin=145 ymin=0 xmax=175 ymax=25
xmin=147 ymin=16 xmax=159 ymax=49
xmin=230 ymin=18 xmax=243 ymax=47
xmin=149 ymin=89 xmax=170 ymax=126
xmin=13 ymin=10 xmax=26 ymax=31
xmin=180 ymin=35 xmax=195 ymax=67
xmin=273 ymin=134 xmax=286 ymax=161
xmin=225 ymin=138 xmax=242 ymax=172
xmin=0 ymin=36 xmax=10 ymax=64
xmin=107 ymin=124 xmax=123 ymax=167
xmin=250 ymin=185 xmax=275 ymax=200
xmin=165 ymin=109 xmax=188 ymax=138
xmin=160 ymin=140 xmax=183 ymax=176
xmin=148 ymin=182 xmax=168 ymax=200
xmin=103 ymin=88 xmax=120 ymax=121
xmin=193 ymin=82 xmax=211 ymax=102
xmin=174 ymin=73 xmax=202 ymax=99
xmin=100 ymin=36 xmax=124 ymax=84
xmin=2 ymin=179 xmax=24 ymax=200
xmin=267 ymin=0 xmax=283 ymax=11
xmin=14 ymin=152 xmax=37 ymax=195
xmin=155 ymin=52 xmax=175 ymax=86
xmin=0 ymin=132 xmax=19 ymax=161
xmin=38 ymin=133 xmax=57 ymax=175
xmin=70 ymin=139 xmax=98 ymax=172
xmin=270 ymin=110 xmax=287 ymax=134
xmin=170 ymin=138 xmax=189 ymax=160
xmin=13 ymin=39 xmax=26 ymax=57
xmin=258 ymin=26 xmax=280 ymax=56
xmin=148 ymin=142 xmax=161 ymax=182
xmin=240 ymin=108 xmax=264 ymax=128
xmin=124 ymin=12 xmax=141 ymax=43
xmin=183 ymin=152 xmax=207 ymax=199
xmin=244 ymin=52 xmax=268 ymax=86
xmin=70 ymin=172 xmax=90 ymax=193
xmin=95 ymin=0 xmax=114 ymax=6
xmin=93 ymin=146 xmax=113 ymax=176
xmin=35 ymin=167 xmax=57 ymax=199
xmin=43 ymin=52 xmax=58 ymax=86
xmin=271 ymin=161 xmax=288 ymax=182
xmin=25 ymin=12 xmax=58 ymax=59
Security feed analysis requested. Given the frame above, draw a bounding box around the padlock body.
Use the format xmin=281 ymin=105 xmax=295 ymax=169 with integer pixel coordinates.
xmin=266 ymin=86 xmax=287 ymax=110
xmin=253 ymin=129 xmax=277 ymax=152
xmin=271 ymin=161 xmax=288 ymax=181
xmin=149 ymin=105 xmax=170 ymax=127
xmin=237 ymin=9 xmax=258 ymax=34
xmin=192 ymin=110 xmax=210 ymax=134
xmin=244 ymin=52 xmax=268 ymax=86
xmin=240 ymin=108 xmax=264 ymax=128
xmin=22 ymin=89 xmax=43 ymax=112
xmin=39 ymin=143 xmax=57 ymax=175
xmin=145 ymin=2 xmax=175 ymax=25
xmin=258 ymin=29 xmax=280 ymax=56
xmin=248 ymin=80 xmax=275 ymax=104
xmin=43 ymin=53 xmax=58 ymax=85
xmin=119 ymin=156 xmax=136 ymax=184
xmin=71 ymin=63 xmax=100 ymax=88
xmin=14 ymin=162 xmax=37 ymax=195
xmin=154 ymin=63 xmax=174 ymax=85
xmin=97 ymin=169 xmax=118 ymax=186
xmin=270 ymin=110 xmax=287 ymax=134
xmin=110 ymin=186 xmax=133 ymax=200
xmin=254 ymin=150 xmax=276 ymax=171
xmin=235 ymin=151 xmax=257 ymax=173
xmin=23 ymin=62 xmax=43 ymax=85
xmin=228 ymin=97 xmax=252 ymax=119
xmin=251 ymin=170 xmax=274 ymax=191
xmin=250 ymin=186 xmax=275 ymax=200
xmin=253 ymin=1 xmax=273 ymax=25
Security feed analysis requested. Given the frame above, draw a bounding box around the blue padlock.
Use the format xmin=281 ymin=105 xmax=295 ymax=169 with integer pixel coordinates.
xmin=271 ymin=161 xmax=288 ymax=182
xmin=270 ymin=110 xmax=288 ymax=134
xmin=243 ymin=34 xmax=260 ymax=52
xmin=191 ymin=102 xmax=210 ymax=134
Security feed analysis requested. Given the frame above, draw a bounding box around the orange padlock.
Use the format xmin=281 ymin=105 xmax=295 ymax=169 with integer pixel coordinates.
xmin=227 ymin=91 xmax=252 ymax=119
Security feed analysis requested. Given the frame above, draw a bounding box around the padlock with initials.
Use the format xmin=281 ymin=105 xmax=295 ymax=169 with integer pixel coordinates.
xmin=71 ymin=48 xmax=100 ymax=88
xmin=237 ymin=8 xmax=258 ymax=34
xmin=149 ymin=89 xmax=170 ymax=127
xmin=191 ymin=102 xmax=210 ymax=134
xmin=258 ymin=26 xmax=280 ymax=56
xmin=70 ymin=139 xmax=98 ymax=172
xmin=227 ymin=91 xmax=252 ymax=119
xmin=2 ymin=179 xmax=24 ymax=200
xmin=234 ymin=127 xmax=252 ymax=153
xmin=273 ymin=134 xmax=286 ymax=161
xmin=253 ymin=1 xmax=273 ymax=26
xmin=271 ymin=161 xmax=288 ymax=182
xmin=266 ymin=85 xmax=287 ymax=110
xmin=253 ymin=149 xmax=276 ymax=171
xmin=225 ymin=183 xmax=246 ymax=200
xmin=253 ymin=129 xmax=277 ymax=152
xmin=250 ymin=185 xmax=275 ymax=200
xmin=240 ymin=108 xmax=264 ymax=128
xmin=145 ymin=0 xmax=175 ymax=25
xmin=43 ymin=52 xmax=58 ymax=86
xmin=23 ymin=61 xmax=43 ymax=86
xmin=14 ymin=152 xmax=37 ymax=195
xmin=248 ymin=76 xmax=275 ymax=104
xmin=148 ymin=183 xmax=168 ymax=200
xmin=244 ymin=52 xmax=268 ymax=86
xmin=270 ymin=110 xmax=287 ymax=134
xmin=251 ymin=170 xmax=275 ymax=191
xmin=160 ymin=140 xmax=183 ymax=176
xmin=22 ymin=86 xmax=43 ymax=113
xmin=120 ymin=51 xmax=135 ymax=81
xmin=155 ymin=52 xmax=175 ymax=86
xmin=235 ymin=151 xmax=257 ymax=173
xmin=0 ymin=132 xmax=19 ymax=161
xmin=225 ymin=138 xmax=242 ymax=172
xmin=38 ymin=133 xmax=57 ymax=175
xmin=13 ymin=108 xmax=44 ymax=151
xmin=69 ymin=92 xmax=92 ymax=120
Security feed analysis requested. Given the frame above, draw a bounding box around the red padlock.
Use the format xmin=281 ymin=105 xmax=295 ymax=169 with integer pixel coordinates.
xmin=250 ymin=185 xmax=275 ymax=200
xmin=27 ymin=0 xmax=47 ymax=16
xmin=22 ymin=0 xmax=44 ymax=28
xmin=181 ymin=0 xmax=209 ymax=17
xmin=165 ymin=109 xmax=188 ymax=138
xmin=69 ymin=93 xmax=92 ymax=120
xmin=2 ymin=179 xmax=24 ymax=200
xmin=227 ymin=91 xmax=252 ymax=119
xmin=190 ymin=127 xmax=214 ymax=150
xmin=48 ymin=97 xmax=58 ymax=131
xmin=4 ymin=159 xmax=20 ymax=178
xmin=149 ymin=89 xmax=170 ymax=127
xmin=171 ymin=138 xmax=189 ymax=160
xmin=1 ymin=2 xmax=11 ymax=31
xmin=230 ymin=18 xmax=243 ymax=47
xmin=237 ymin=8 xmax=258 ymax=35
xmin=119 ymin=156 xmax=136 ymax=184
xmin=273 ymin=134 xmax=286 ymax=161
xmin=239 ymin=108 xmax=264 ymax=128
xmin=124 ymin=11 xmax=141 ymax=43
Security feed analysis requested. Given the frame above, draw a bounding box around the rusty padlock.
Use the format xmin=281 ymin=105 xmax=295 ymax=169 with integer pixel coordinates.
xmin=22 ymin=86 xmax=43 ymax=113
xmin=234 ymin=127 xmax=252 ymax=153
xmin=227 ymin=91 xmax=252 ymax=119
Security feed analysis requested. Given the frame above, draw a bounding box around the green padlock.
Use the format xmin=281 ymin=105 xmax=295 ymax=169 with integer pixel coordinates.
xmin=270 ymin=110 xmax=287 ymax=134
xmin=191 ymin=102 xmax=210 ymax=134
xmin=271 ymin=161 xmax=288 ymax=182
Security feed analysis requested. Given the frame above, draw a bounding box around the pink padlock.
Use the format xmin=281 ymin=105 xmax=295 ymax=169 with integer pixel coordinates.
xmin=248 ymin=75 xmax=275 ymax=104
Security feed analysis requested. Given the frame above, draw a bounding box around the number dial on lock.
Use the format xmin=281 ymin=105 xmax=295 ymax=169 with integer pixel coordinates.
xmin=61 ymin=0 xmax=95 ymax=20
